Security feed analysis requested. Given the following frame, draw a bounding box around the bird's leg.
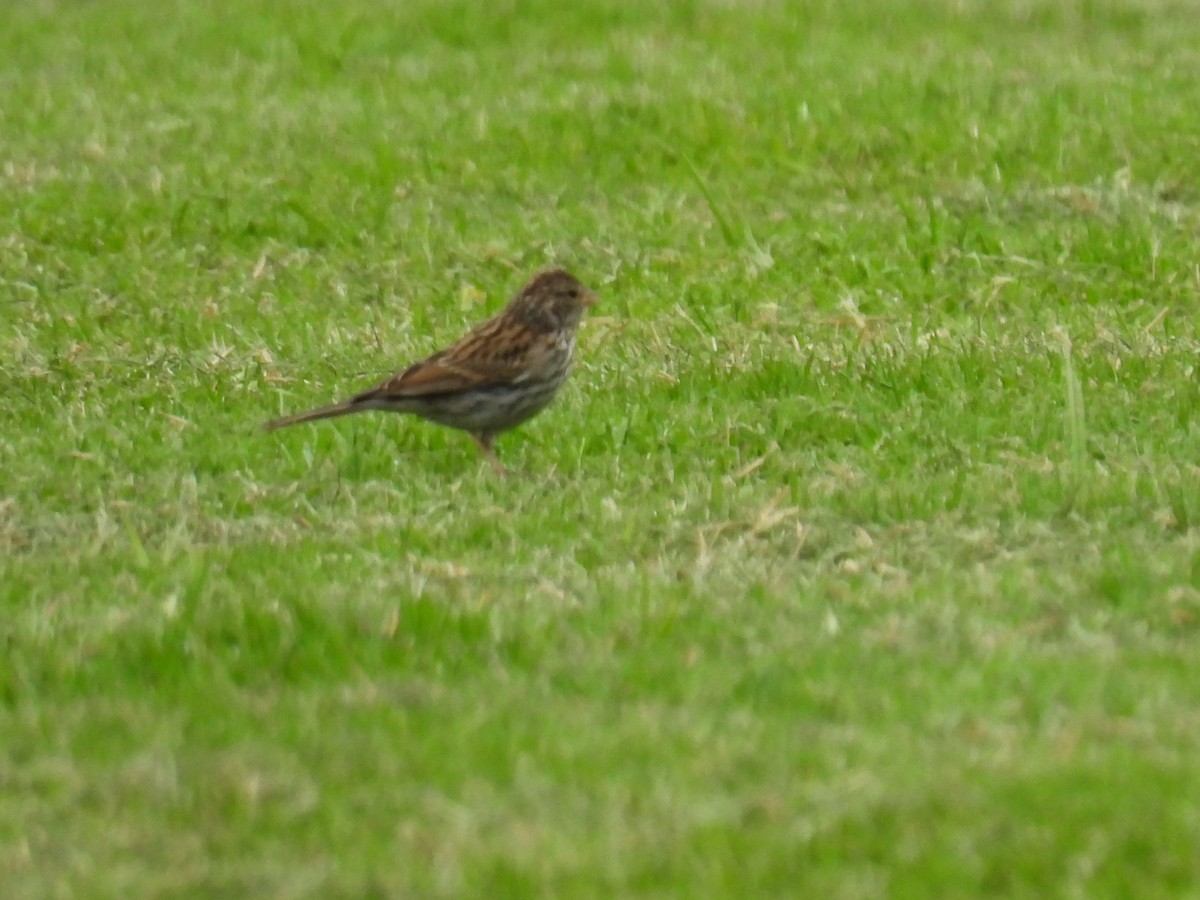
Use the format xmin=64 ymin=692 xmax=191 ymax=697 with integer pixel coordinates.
xmin=471 ymin=433 xmax=507 ymax=476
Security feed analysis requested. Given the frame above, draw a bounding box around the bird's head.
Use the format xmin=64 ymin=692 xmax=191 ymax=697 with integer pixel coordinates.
xmin=509 ymin=268 xmax=598 ymax=333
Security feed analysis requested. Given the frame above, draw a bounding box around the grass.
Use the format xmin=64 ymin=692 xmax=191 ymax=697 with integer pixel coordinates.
xmin=3 ymin=0 xmax=1200 ymax=895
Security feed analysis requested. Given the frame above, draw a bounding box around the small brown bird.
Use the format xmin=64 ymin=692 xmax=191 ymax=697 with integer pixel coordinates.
xmin=264 ymin=268 xmax=597 ymax=473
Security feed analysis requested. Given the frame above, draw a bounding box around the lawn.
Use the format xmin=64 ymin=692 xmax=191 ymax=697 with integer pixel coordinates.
xmin=2 ymin=0 xmax=1199 ymax=896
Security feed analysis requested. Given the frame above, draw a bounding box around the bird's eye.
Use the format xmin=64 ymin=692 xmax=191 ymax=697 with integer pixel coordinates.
xmin=567 ymin=288 xmax=579 ymax=298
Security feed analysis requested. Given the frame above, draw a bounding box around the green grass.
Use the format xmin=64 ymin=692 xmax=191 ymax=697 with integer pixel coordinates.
xmin=3 ymin=0 xmax=1200 ymax=895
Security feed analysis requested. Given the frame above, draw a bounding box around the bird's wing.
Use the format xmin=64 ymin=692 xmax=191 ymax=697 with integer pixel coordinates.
xmin=354 ymin=326 xmax=558 ymax=401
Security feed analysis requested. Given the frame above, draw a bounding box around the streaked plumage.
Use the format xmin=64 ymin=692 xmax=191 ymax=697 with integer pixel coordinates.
xmin=264 ymin=268 xmax=597 ymax=473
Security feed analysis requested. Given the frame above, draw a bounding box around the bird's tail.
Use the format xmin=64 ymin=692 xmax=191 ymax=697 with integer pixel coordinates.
xmin=262 ymin=401 xmax=359 ymax=431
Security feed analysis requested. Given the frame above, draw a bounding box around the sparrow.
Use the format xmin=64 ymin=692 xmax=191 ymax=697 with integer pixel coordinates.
xmin=264 ymin=268 xmax=597 ymax=474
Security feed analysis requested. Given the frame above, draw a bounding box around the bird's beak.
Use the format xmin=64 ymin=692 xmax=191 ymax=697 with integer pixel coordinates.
xmin=583 ymin=289 xmax=599 ymax=309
